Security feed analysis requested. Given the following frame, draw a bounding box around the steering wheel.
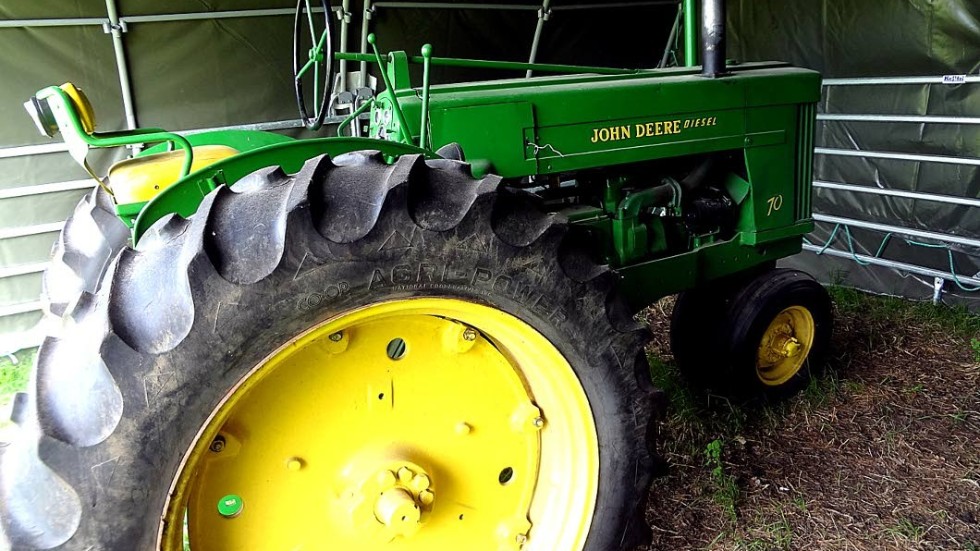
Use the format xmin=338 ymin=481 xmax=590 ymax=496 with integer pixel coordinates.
xmin=293 ymin=0 xmax=334 ymax=131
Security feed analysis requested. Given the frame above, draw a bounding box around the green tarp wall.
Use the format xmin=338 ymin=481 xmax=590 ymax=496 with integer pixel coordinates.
xmin=0 ymin=0 xmax=977 ymax=352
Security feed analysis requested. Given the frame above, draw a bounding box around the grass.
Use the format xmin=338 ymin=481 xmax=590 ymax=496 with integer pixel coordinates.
xmin=829 ymin=285 xmax=980 ymax=339
xmin=0 ymin=349 xmax=32 ymax=395
xmin=883 ymin=517 xmax=926 ymax=542
xmin=704 ymin=438 xmax=739 ymax=523
xmin=0 ymin=349 xmax=35 ymax=437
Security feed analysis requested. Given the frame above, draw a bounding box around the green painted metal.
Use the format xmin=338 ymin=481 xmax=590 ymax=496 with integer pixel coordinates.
xmin=131 ymin=137 xmax=438 ymax=241
xmin=140 ymin=130 xmax=294 ymax=157
xmin=682 ymin=0 xmax=699 ymax=67
xmin=617 ymin=235 xmax=802 ymax=305
xmin=28 ymin=20 xmax=822 ymax=310
xmin=34 ymin=86 xmax=195 ymax=176
xmin=108 ymin=130 xmax=298 ymax=227
xmin=366 ymin=34 xmax=413 ymax=147
xmin=387 ymin=64 xmax=817 ymax=178
xmin=419 ymin=44 xmax=434 ymax=150
xmin=337 ymin=99 xmax=374 ymax=136
xmin=360 ymin=50 xmax=818 ymax=286
xmin=335 ymin=52 xmax=640 ymax=76
xmin=217 ymin=494 xmax=244 ymax=518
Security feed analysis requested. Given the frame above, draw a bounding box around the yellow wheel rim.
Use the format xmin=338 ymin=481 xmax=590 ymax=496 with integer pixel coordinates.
xmin=755 ymin=305 xmax=815 ymax=386
xmin=160 ymin=298 xmax=598 ymax=551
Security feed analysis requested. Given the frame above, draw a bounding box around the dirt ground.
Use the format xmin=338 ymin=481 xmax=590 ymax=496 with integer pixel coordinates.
xmin=637 ymin=289 xmax=980 ymax=551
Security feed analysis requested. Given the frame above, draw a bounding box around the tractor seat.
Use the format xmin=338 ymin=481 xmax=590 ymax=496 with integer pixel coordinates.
xmin=33 ymin=83 xmax=240 ymax=205
xmin=108 ymin=145 xmax=239 ymax=204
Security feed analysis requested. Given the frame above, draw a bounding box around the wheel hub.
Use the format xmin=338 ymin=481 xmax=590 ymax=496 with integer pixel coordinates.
xmin=345 ymin=460 xmax=435 ymax=541
xmin=376 ymin=488 xmax=420 ymax=531
xmin=755 ymin=306 xmax=816 ymax=386
xmin=170 ymin=299 xmax=600 ymax=551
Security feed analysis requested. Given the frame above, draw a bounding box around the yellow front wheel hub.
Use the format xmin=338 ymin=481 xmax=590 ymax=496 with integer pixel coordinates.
xmin=375 ymin=488 xmax=421 ymax=534
xmin=164 ymin=298 xmax=599 ymax=551
xmin=755 ymin=305 xmax=816 ymax=386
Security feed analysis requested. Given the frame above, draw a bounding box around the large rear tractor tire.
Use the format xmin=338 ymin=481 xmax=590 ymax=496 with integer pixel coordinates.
xmin=1 ymin=152 xmax=658 ymax=550
xmin=42 ymin=186 xmax=129 ymax=317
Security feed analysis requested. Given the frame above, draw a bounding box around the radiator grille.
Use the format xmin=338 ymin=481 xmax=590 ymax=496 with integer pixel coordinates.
xmin=795 ymin=102 xmax=817 ymax=220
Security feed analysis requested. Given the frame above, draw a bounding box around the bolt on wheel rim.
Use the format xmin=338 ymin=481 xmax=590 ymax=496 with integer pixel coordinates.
xmin=161 ymin=298 xmax=598 ymax=551
xmin=755 ymin=305 xmax=816 ymax=386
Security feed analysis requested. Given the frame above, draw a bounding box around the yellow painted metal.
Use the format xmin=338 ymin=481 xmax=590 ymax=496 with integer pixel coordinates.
xmin=160 ymin=298 xmax=599 ymax=551
xmin=59 ymin=83 xmax=95 ymax=134
xmin=108 ymin=145 xmax=239 ymax=204
xmin=755 ymin=305 xmax=815 ymax=386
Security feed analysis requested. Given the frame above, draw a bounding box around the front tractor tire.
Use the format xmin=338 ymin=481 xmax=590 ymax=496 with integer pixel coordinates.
xmin=670 ymin=269 xmax=833 ymax=398
xmin=1 ymin=152 xmax=658 ymax=551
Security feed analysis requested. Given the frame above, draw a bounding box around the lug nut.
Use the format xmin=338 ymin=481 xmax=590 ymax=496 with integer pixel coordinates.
xmin=532 ymin=417 xmax=545 ymax=429
xmin=329 ymin=331 xmax=344 ymax=342
xmin=462 ymin=327 xmax=478 ymax=341
xmin=397 ymin=466 xmax=415 ymax=484
xmin=515 ymin=533 xmax=528 ymax=545
xmin=209 ymin=435 xmax=226 ymax=453
xmin=410 ymin=473 xmax=431 ymax=493
xmin=377 ymin=470 xmax=397 ymax=489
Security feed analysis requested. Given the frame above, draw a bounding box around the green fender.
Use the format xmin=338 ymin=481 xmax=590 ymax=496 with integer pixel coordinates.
xmin=131 ymin=137 xmax=438 ymax=244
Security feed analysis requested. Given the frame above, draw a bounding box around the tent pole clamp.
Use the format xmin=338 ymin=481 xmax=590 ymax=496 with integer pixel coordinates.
xmin=102 ymin=21 xmax=127 ymax=33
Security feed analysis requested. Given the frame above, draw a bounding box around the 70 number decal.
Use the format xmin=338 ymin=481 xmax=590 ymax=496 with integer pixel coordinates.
xmin=766 ymin=194 xmax=784 ymax=216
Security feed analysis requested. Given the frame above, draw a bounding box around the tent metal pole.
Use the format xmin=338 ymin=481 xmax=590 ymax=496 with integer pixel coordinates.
xmin=815 ymin=147 xmax=980 ymax=167
xmin=553 ymin=1 xmax=679 ymax=10
xmin=338 ymin=0 xmax=352 ymax=93
xmin=802 ymin=244 xmax=980 ymax=288
xmin=0 ymin=8 xmax=333 ymax=28
xmin=659 ymin=4 xmax=682 ymax=68
xmin=121 ymin=8 xmax=321 ymax=23
xmin=0 ymin=263 xmax=49 ymax=280
xmin=525 ymin=0 xmax=552 ymax=78
xmin=813 ymin=214 xmax=980 ymax=250
xmin=0 ymin=180 xmax=94 ymax=201
xmin=104 ymin=0 xmax=138 ymax=130
xmin=814 ymin=181 xmax=980 ymax=209
xmin=0 ymin=302 xmax=43 ymax=318
xmin=817 ymin=113 xmax=980 ymax=125
xmin=824 ymin=75 xmax=980 ymax=86
xmin=0 ymin=222 xmax=65 ymax=241
xmin=360 ymin=0 xmax=373 ymax=86
xmin=0 ymin=17 xmax=106 ymax=28
xmin=373 ymin=2 xmax=537 ymax=10
xmin=0 ymin=143 xmax=70 ymax=159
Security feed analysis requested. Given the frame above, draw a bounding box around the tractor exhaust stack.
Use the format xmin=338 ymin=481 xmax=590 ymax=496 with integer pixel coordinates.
xmin=701 ymin=0 xmax=726 ymax=77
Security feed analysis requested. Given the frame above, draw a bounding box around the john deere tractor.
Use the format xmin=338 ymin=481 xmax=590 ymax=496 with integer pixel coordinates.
xmin=1 ymin=0 xmax=832 ymax=549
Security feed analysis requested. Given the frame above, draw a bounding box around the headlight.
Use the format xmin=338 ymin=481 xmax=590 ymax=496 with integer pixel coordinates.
xmin=24 ymin=96 xmax=59 ymax=138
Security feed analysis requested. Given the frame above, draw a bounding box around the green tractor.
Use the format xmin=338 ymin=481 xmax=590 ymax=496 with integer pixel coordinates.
xmin=2 ymin=1 xmax=832 ymax=549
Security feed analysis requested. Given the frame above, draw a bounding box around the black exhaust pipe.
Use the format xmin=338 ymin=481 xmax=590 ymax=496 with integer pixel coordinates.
xmin=701 ymin=0 xmax=726 ymax=77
